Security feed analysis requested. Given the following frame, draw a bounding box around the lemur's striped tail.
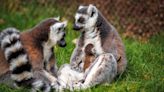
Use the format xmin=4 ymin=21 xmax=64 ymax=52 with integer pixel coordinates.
xmin=0 ymin=28 xmax=51 ymax=92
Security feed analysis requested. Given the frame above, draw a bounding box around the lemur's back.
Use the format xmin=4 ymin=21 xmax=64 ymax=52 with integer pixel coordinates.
xmin=20 ymin=31 xmax=44 ymax=70
xmin=97 ymin=12 xmax=127 ymax=74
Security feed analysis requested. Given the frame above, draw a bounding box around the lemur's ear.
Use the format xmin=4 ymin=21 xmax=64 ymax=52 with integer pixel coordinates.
xmin=87 ymin=4 xmax=97 ymax=17
xmin=54 ymin=16 xmax=60 ymax=21
xmin=78 ymin=5 xmax=84 ymax=10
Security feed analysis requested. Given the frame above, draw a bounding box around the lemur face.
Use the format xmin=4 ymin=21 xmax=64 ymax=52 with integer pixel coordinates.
xmin=73 ymin=4 xmax=98 ymax=31
xmin=50 ymin=20 xmax=67 ymax=47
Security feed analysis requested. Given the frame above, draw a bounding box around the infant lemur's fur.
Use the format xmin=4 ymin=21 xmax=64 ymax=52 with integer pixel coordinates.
xmin=0 ymin=18 xmax=67 ymax=92
xmin=83 ymin=44 xmax=96 ymax=71
xmin=83 ymin=43 xmax=122 ymax=71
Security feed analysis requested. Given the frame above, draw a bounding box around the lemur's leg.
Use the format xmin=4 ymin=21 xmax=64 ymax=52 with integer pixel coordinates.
xmin=27 ymin=46 xmax=58 ymax=87
xmin=42 ymin=70 xmax=58 ymax=86
xmin=46 ymin=55 xmax=58 ymax=77
xmin=56 ymin=64 xmax=84 ymax=90
xmin=33 ymin=69 xmax=58 ymax=86
xmin=74 ymin=53 xmax=117 ymax=89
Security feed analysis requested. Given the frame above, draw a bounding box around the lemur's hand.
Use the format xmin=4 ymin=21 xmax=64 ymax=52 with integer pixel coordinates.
xmin=51 ymin=80 xmax=65 ymax=92
xmin=73 ymin=82 xmax=87 ymax=90
xmin=70 ymin=60 xmax=83 ymax=72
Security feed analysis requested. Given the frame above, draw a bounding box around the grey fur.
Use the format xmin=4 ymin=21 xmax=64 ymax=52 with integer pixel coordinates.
xmin=69 ymin=4 xmax=127 ymax=90
xmin=77 ymin=7 xmax=88 ymax=14
xmin=74 ymin=53 xmax=117 ymax=89
xmin=0 ymin=28 xmax=51 ymax=92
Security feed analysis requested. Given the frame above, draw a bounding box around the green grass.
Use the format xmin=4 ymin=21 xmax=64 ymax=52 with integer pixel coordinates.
xmin=0 ymin=2 xmax=163 ymax=92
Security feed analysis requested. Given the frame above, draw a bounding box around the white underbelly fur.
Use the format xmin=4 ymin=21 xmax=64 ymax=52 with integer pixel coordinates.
xmin=57 ymin=64 xmax=84 ymax=89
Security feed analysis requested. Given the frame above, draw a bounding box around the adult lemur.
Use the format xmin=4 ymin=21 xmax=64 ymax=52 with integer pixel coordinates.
xmin=0 ymin=18 xmax=67 ymax=92
xmin=56 ymin=4 xmax=127 ymax=90
xmin=71 ymin=4 xmax=127 ymax=74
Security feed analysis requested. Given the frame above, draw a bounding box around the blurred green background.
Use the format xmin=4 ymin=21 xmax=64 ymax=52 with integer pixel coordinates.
xmin=0 ymin=0 xmax=163 ymax=92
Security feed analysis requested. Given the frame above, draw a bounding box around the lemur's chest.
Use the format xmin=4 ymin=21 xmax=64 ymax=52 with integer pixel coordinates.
xmin=83 ymin=30 xmax=104 ymax=55
xmin=43 ymin=43 xmax=53 ymax=62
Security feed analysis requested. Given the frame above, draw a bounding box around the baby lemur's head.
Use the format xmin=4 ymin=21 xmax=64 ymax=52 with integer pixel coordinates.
xmin=85 ymin=43 xmax=95 ymax=56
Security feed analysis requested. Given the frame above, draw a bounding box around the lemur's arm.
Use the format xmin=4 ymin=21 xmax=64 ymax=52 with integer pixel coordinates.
xmin=70 ymin=46 xmax=84 ymax=71
xmin=47 ymin=54 xmax=58 ymax=77
xmin=70 ymin=37 xmax=85 ymax=72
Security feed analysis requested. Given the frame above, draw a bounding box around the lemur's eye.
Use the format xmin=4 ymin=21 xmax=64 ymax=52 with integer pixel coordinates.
xmin=58 ymin=28 xmax=61 ymax=31
xmin=91 ymin=11 xmax=95 ymax=17
xmin=58 ymin=27 xmax=65 ymax=33
xmin=56 ymin=27 xmax=61 ymax=33
xmin=78 ymin=17 xmax=85 ymax=24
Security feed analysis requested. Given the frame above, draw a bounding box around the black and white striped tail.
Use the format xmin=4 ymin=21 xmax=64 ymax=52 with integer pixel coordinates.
xmin=0 ymin=28 xmax=51 ymax=92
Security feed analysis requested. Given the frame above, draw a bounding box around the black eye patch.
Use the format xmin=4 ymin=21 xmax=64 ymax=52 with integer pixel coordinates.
xmin=58 ymin=27 xmax=64 ymax=31
xmin=58 ymin=28 xmax=62 ymax=31
xmin=57 ymin=27 xmax=65 ymax=33
xmin=91 ymin=11 xmax=95 ymax=17
xmin=78 ymin=17 xmax=85 ymax=24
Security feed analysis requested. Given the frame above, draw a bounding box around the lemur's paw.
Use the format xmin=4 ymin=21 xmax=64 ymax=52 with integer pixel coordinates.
xmin=51 ymin=80 xmax=60 ymax=88
xmin=73 ymin=82 xmax=83 ymax=90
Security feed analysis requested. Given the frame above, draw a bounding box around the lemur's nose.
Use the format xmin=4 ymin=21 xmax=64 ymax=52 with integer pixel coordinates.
xmin=77 ymin=17 xmax=85 ymax=24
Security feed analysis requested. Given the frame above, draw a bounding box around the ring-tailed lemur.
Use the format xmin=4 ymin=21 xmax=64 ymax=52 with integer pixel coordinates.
xmin=0 ymin=28 xmax=51 ymax=92
xmin=0 ymin=18 xmax=67 ymax=92
xmin=56 ymin=4 xmax=126 ymax=90
xmin=71 ymin=4 xmax=127 ymax=75
xmin=57 ymin=43 xmax=117 ymax=90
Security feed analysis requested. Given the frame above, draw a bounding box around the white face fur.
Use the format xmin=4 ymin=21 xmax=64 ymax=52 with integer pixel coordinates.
xmin=49 ymin=20 xmax=67 ymax=46
xmin=74 ymin=4 xmax=98 ymax=30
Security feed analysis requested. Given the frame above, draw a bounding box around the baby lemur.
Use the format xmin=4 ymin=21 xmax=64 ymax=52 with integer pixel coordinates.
xmin=83 ymin=43 xmax=96 ymax=71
